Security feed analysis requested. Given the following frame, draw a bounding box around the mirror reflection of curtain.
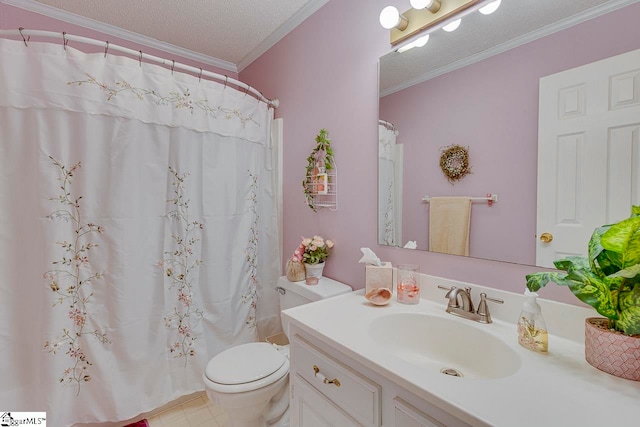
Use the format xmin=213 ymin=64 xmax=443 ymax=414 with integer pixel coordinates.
xmin=378 ymin=122 xmax=403 ymax=246
xmin=0 ymin=39 xmax=280 ymax=426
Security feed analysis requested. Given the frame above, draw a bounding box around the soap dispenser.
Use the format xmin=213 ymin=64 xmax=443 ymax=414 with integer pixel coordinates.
xmin=517 ymin=290 xmax=548 ymax=353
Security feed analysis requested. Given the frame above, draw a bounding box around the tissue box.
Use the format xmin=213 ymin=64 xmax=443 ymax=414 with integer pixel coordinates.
xmin=365 ymin=262 xmax=393 ymax=293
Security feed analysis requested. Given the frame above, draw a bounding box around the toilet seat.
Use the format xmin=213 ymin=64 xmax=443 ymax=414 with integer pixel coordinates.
xmin=204 ymin=342 xmax=289 ymax=393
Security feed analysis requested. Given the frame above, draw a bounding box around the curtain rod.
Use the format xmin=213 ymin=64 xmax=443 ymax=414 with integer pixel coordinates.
xmin=378 ymin=119 xmax=399 ymax=135
xmin=378 ymin=119 xmax=395 ymax=130
xmin=0 ymin=28 xmax=279 ymax=108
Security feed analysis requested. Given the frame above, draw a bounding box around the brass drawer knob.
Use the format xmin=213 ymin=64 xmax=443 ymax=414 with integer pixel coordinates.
xmin=313 ymin=365 xmax=341 ymax=387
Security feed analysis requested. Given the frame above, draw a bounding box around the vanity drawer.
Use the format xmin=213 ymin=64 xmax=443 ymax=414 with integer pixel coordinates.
xmin=394 ymin=397 xmax=445 ymax=427
xmin=291 ymin=334 xmax=381 ymax=427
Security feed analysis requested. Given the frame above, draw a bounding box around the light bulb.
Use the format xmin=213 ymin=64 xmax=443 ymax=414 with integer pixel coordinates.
xmin=397 ymin=43 xmax=414 ymax=53
xmin=410 ymin=0 xmax=430 ymax=9
xmin=410 ymin=0 xmax=441 ymax=12
xmin=479 ymin=0 xmax=501 ymax=15
xmin=397 ymin=34 xmax=429 ymax=53
xmin=380 ymin=6 xmax=401 ymax=29
xmin=414 ymin=34 xmax=429 ymax=47
xmin=442 ymin=18 xmax=461 ymax=32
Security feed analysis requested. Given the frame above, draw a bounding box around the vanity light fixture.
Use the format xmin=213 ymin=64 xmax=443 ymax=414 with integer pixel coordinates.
xmin=381 ymin=0 xmax=502 ymax=45
xmin=382 ymin=0 xmax=478 ymax=45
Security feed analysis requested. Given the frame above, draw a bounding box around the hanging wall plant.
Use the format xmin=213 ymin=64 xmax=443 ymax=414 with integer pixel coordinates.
xmin=440 ymin=144 xmax=471 ymax=184
xmin=303 ymin=129 xmax=335 ymax=211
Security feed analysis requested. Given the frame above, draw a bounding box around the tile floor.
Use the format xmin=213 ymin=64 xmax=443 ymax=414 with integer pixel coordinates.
xmin=145 ymin=392 xmax=228 ymax=427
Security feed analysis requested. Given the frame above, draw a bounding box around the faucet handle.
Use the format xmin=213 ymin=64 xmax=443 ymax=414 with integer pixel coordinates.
xmin=476 ymin=293 xmax=504 ymax=324
xmin=437 ymin=285 xmax=459 ymax=308
xmin=437 ymin=285 xmax=456 ymax=299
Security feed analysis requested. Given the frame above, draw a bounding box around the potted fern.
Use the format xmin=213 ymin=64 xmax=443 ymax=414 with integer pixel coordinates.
xmin=526 ymin=206 xmax=640 ymax=381
xmin=302 ymin=129 xmax=334 ymax=212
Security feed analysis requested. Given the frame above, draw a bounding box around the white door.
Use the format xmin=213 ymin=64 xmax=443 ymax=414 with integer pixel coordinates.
xmin=537 ymin=49 xmax=640 ymax=267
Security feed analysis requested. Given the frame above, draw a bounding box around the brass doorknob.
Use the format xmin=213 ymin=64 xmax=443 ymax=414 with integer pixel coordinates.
xmin=540 ymin=232 xmax=553 ymax=243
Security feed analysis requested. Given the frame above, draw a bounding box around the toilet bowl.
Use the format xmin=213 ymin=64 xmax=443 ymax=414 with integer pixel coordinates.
xmin=203 ymin=342 xmax=290 ymax=427
xmin=203 ymin=276 xmax=351 ymax=427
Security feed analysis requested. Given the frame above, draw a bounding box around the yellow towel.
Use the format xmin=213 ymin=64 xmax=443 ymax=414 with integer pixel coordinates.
xmin=429 ymin=197 xmax=472 ymax=256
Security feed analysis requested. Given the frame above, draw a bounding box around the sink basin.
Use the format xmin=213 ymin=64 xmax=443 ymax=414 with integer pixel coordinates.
xmin=369 ymin=313 xmax=521 ymax=380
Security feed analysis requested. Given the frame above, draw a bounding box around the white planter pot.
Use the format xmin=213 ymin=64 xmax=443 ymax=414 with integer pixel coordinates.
xmin=304 ymin=262 xmax=325 ymax=282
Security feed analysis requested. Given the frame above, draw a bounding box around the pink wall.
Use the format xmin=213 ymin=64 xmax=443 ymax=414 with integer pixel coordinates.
xmin=241 ymin=0 xmax=640 ymax=305
xmin=381 ymin=60 xmax=538 ymax=264
xmin=0 ymin=3 xmax=237 ymax=79
xmin=379 ymin=3 xmax=640 ymax=265
xmin=4 ymin=1 xmax=640 ymax=306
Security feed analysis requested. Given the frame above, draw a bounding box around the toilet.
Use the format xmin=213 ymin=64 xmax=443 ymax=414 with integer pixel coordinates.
xmin=203 ymin=276 xmax=352 ymax=427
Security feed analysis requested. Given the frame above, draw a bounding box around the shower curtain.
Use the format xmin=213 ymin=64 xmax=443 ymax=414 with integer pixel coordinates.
xmin=0 ymin=39 xmax=281 ymax=426
xmin=378 ymin=123 xmax=403 ymax=246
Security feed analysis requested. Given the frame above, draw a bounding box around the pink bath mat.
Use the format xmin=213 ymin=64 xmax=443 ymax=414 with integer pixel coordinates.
xmin=124 ymin=420 xmax=149 ymax=427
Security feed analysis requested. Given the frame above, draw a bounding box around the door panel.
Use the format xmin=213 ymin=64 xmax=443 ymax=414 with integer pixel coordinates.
xmin=537 ymin=49 xmax=640 ymax=267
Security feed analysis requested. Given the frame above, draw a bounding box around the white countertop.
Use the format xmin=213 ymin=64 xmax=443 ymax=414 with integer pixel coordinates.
xmin=282 ymin=277 xmax=640 ymax=427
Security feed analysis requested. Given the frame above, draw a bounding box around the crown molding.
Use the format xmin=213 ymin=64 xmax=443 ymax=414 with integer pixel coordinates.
xmin=237 ymin=0 xmax=329 ymax=72
xmin=381 ymin=0 xmax=638 ymax=97
xmin=0 ymin=0 xmax=238 ymax=72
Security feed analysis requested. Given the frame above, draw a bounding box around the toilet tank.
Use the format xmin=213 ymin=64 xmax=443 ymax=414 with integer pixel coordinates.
xmin=276 ymin=275 xmax=352 ymax=311
xmin=276 ymin=276 xmax=352 ymax=338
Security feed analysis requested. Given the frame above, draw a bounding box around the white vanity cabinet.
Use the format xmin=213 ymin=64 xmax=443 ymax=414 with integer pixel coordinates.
xmin=289 ymin=324 xmax=471 ymax=427
xmin=290 ymin=332 xmax=381 ymax=426
xmin=285 ymin=285 xmax=640 ymax=427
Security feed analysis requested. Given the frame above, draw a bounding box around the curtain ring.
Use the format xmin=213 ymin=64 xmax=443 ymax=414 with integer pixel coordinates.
xmin=138 ymin=50 xmax=143 ymax=67
xmin=223 ymin=75 xmax=228 ymax=89
xmin=171 ymin=60 xmax=175 ymax=75
xmin=18 ymin=27 xmax=29 ymax=47
xmin=198 ymin=68 xmax=203 ymax=82
xmin=104 ymin=40 xmax=109 ymax=58
xmin=243 ymin=86 xmax=250 ymax=97
xmin=62 ymin=32 xmax=69 ymax=51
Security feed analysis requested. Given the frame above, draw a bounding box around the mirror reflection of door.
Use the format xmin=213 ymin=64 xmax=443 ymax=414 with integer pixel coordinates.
xmin=378 ymin=1 xmax=640 ymax=266
xmin=536 ymin=48 xmax=640 ymax=267
xmin=378 ymin=121 xmax=403 ymax=246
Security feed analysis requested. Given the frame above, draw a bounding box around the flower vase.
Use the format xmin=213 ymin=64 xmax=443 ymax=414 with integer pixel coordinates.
xmin=304 ymin=262 xmax=325 ymax=284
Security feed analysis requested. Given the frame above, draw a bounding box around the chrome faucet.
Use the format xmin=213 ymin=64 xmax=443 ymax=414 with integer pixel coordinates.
xmin=444 ymin=286 xmax=475 ymax=312
xmin=437 ymin=285 xmax=504 ymax=324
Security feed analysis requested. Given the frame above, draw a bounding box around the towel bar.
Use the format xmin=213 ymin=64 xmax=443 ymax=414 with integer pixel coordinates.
xmin=421 ymin=194 xmax=497 ymax=206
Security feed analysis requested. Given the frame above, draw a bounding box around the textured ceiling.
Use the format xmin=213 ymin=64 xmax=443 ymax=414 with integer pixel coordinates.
xmin=25 ymin=0 xmax=635 ymax=80
xmin=32 ymin=0 xmax=323 ymax=70
xmin=380 ymin=0 xmax=636 ymax=95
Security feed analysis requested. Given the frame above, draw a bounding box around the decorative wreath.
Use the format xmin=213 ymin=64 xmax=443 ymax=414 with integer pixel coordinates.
xmin=439 ymin=144 xmax=471 ymax=184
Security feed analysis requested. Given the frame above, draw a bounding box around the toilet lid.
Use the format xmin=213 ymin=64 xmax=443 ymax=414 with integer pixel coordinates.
xmin=205 ymin=342 xmax=286 ymax=385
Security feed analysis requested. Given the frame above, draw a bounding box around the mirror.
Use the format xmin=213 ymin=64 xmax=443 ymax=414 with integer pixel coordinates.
xmin=378 ymin=0 xmax=640 ymax=266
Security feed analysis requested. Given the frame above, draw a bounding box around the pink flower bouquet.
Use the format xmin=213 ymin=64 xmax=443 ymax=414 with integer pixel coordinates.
xmin=292 ymin=235 xmax=334 ymax=265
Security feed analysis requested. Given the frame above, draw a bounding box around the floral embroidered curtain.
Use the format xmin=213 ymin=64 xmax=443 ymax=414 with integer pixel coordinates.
xmin=378 ymin=124 xmax=402 ymax=246
xmin=0 ymin=39 xmax=281 ymax=426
